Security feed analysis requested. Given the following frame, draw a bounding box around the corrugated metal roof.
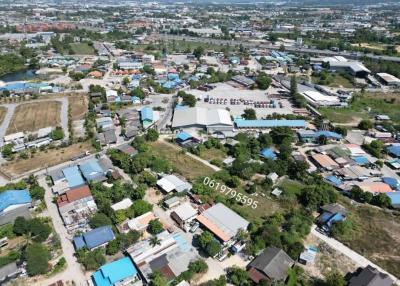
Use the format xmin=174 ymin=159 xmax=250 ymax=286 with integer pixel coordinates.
xmin=92 ymin=257 xmax=138 ymax=286
xmin=62 ymin=166 xmax=85 ymax=188
xmin=0 ymin=190 xmax=31 ymax=213
xmin=235 ymin=119 xmax=306 ymax=128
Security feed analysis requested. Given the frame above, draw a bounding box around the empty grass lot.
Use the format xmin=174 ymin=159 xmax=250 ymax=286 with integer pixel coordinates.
xmin=6 ymin=101 xmax=61 ymax=134
xmin=199 ymin=147 xmax=227 ymax=162
xmin=0 ymin=141 xmax=95 ymax=177
xmin=149 ymin=141 xmax=215 ymax=181
xmin=69 ymin=43 xmax=95 ymax=55
xmin=319 ymin=92 xmax=400 ymax=125
xmin=337 ymin=197 xmax=400 ymax=277
xmin=0 ymin=106 xmax=7 ymax=125
xmin=68 ymin=94 xmax=89 ymax=120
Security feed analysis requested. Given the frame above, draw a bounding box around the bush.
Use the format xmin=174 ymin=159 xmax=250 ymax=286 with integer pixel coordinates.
xmin=26 ymin=243 xmax=51 ymax=276
xmin=147 ymin=219 xmax=164 ymax=235
xmin=89 ymin=213 xmax=112 ymax=229
xmin=145 ymin=129 xmax=159 ymax=142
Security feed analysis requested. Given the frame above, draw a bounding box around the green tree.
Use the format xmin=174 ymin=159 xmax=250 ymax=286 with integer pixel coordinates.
xmin=198 ymin=231 xmax=214 ymax=249
xmin=145 ymin=129 xmax=159 ymax=142
xmin=193 ymin=46 xmax=205 ymax=60
xmin=325 ymin=270 xmax=346 ymax=286
xmin=242 ymin=108 xmax=257 ymax=120
xmin=29 ymin=185 xmax=45 ymax=200
xmin=130 ymin=200 xmax=153 ymax=217
xmin=26 ymin=243 xmax=51 ymax=276
xmin=89 ymin=213 xmax=112 ymax=228
xmin=205 ymin=240 xmax=222 ymax=257
xmin=147 ymin=219 xmax=164 ymax=235
xmin=358 ymin=119 xmax=373 ymax=130
xmin=2 ymin=144 xmax=13 ymax=158
xmin=255 ymin=72 xmax=272 ymax=90
xmin=188 ymin=259 xmax=208 ymax=273
xmin=27 ymin=218 xmax=51 ymax=242
xmin=51 ymin=127 xmax=65 ymax=140
xmin=149 ymin=271 xmax=168 ymax=286
xmin=227 ymin=267 xmax=250 ymax=286
xmin=13 ymin=216 xmax=27 ymax=235
xmin=150 ymin=236 xmax=162 ymax=247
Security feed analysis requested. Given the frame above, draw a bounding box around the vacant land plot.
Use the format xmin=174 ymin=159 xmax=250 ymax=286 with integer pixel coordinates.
xmin=312 ymin=74 xmax=355 ymax=88
xmin=69 ymin=43 xmax=95 ymax=55
xmin=68 ymin=94 xmax=89 ymax=120
xmin=149 ymin=141 xmax=215 ymax=180
xmin=0 ymin=106 xmax=7 ymax=125
xmin=337 ymin=197 xmax=400 ymax=278
xmin=6 ymin=101 xmax=61 ymax=134
xmin=319 ymin=92 xmax=400 ymax=125
xmin=199 ymin=148 xmax=227 ymax=162
xmin=0 ymin=141 xmax=95 ymax=177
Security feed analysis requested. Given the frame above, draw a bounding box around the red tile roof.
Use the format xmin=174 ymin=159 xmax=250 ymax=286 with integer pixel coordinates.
xmin=57 ymin=185 xmax=92 ymax=207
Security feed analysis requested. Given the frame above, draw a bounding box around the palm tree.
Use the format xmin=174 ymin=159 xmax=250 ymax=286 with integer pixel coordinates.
xmin=149 ymin=236 xmax=161 ymax=247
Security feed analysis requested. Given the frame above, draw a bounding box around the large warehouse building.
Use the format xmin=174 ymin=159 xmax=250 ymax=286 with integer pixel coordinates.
xmin=172 ymin=107 xmax=233 ymax=132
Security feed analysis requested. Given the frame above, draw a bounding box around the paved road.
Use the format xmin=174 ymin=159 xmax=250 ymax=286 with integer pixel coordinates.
xmin=35 ymin=177 xmax=87 ymax=286
xmin=0 ymin=97 xmax=70 ymax=146
xmin=156 ymin=34 xmax=400 ymax=63
xmin=311 ymin=225 xmax=399 ymax=284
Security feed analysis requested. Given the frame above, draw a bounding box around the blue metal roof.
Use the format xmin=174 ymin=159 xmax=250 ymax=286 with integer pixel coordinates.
xmin=176 ymin=131 xmax=192 ymax=141
xmin=325 ymin=213 xmax=344 ymax=228
xmin=235 ymin=119 xmax=306 ymax=128
xmin=386 ymin=192 xmax=400 ymax=207
xmin=80 ymin=159 xmax=104 ymax=181
xmin=325 ymin=175 xmax=342 ymax=187
xmin=260 ymin=148 xmax=277 ymax=160
xmin=388 ymin=145 xmax=400 ymax=158
xmin=352 ymin=156 xmax=370 ymax=166
xmin=174 ymin=104 xmax=187 ymax=111
xmin=382 ymin=177 xmax=400 ymax=190
xmin=0 ymin=82 xmax=50 ymax=92
xmin=140 ymin=107 xmax=153 ymax=121
xmin=62 ymin=166 xmax=85 ymax=188
xmin=92 ymin=257 xmax=138 ymax=286
xmin=74 ymin=226 xmax=115 ymax=250
xmin=314 ymin=131 xmax=343 ymax=140
xmin=173 ymin=233 xmax=191 ymax=252
xmin=0 ymin=190 xmax=32 ymax=213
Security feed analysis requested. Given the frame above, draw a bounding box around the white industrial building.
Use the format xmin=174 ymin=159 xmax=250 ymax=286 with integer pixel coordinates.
xmin=301 ymin=90 xmax=341 ymax=107
xmin=376 ymin=73 xmax=400 ymax=87
xmin=172 ymin=107 xmax=233 ymax=132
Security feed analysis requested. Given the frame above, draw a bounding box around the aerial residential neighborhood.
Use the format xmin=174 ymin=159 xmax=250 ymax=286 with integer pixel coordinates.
xmin=0 ymin=0 xmax=400 ymax=286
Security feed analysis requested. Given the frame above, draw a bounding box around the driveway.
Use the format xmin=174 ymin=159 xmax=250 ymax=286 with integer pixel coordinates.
xmin=311 ymin=225 xmax=399 ymax=284
xmin=35 ymin=177 xmax=87 ymax=286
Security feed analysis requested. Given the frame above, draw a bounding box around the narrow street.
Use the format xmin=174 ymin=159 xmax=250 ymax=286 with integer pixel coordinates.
xmin=35 ymin=177 xmax=88 ymax=286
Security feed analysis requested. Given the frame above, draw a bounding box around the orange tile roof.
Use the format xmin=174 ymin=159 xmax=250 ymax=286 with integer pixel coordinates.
xmin=357 ymin=182 xmax=393 ymax=194
xmin=196 ymin=214 xmax=230 ymax=242
xmin=57 ymin=185 xmax=92 ymax=207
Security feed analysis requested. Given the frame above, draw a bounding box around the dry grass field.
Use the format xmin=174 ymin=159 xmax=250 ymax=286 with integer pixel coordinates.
xmin=0 ymin=141 xmax=95 ymax=177
xmin=68 ymin=94 xmax=89 ymax=121
xmin=0 ymin=106 xmax=7 ymax=125
xmin=6 ymin=101 xmax=61 ymax=134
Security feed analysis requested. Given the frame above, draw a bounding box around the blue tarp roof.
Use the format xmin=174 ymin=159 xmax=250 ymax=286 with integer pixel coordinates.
xmin=352 ymin=156 xmax=370 ymax=166
xmin=0 ymin=190 xmax=31 ymax=213
xmin=176 ymin=131 xmax=192 ymax=141
xmin=62 ymin=166 xmax=85 ymax=188
xmin=92 ymin=257 xmax=138 ymax=286
xmin=314 ymin=131 xmax=343 ymax=140
xmin=325 ymin=175 xmax=342 ymax=187
xmin=235 ymin=119 xmax=306 ymax=128
xmin=386 ymin=192 xmax=400 ymax=207
xmin=388 ymin=145 xmax=400 ymax=158
xmin=74 ymin=226 xmax=115 ymax=250
xmin=260 ymin=148 xmax=277 ymax=160
xmin=140 ymin=107 xmax=153 ymax=121
xmin=80 ymin=159 xmax=104 ymax=181
xmin=382 ymin=177 xmax=400 ymax=190
xmin=0 ymin=82 xmax=51 ymax=92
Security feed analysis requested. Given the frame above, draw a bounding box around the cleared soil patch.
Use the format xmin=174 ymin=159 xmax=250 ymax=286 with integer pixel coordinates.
xmin=0 ymin=141 xmax=95 ymax=177
xmin=6 ymin=101 xmax=61 ymax=134
xmin=68 ymin=94 xmax=88 ymax=120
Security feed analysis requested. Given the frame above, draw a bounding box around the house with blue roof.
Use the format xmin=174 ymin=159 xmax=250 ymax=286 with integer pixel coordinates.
xmin=386 ymin=192 xmax=400 ymax=209
xmin=62 ymin=166 xmax=85 ymax=189
xmin=92 ymin=257 xmax=141 ymax=286
xmin=352 ymin=156 xmax=370 ymax=166
xmin=382 ymin=177 xmax=400 ymax=191
xmin=317 ymin=203 xmax=347 ymax=233
xmin=0 ymin=190 xmax=32 ymax=214
xmin=260 ymin=148 xmax=277 ymax=160
xmin=140 ymin=107 xmax=156 ymax=128
xmin=388 ymin=145 xmax=400 ymax=158
xmin=314 ymin=131 xmax=343 ymax=141
xmin=73 ymin=225 xmax=115 ymax=250
xmin=79 ymin=159 xmax=106 ymax=182
xmin=325 ymin=175 xmax=342 ymax=187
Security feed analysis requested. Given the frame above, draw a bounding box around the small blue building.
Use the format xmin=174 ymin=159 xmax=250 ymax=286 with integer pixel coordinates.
xmin=92 ymin=257 xmax=141 ymax=286
xmin=62 ymin=166 xmax=85 ymax=189
xmin=0 ymin=190 xmax=32 ymax=214
xmin=80 ymin=159 xmax=106 ymax=182
xmin=388 ymin=145 xmax=400 ymax=158
xmin=260 ymin=148 xmax=277 ymax=160
xmin=73 ymin=225 xmax=115 ymax=250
